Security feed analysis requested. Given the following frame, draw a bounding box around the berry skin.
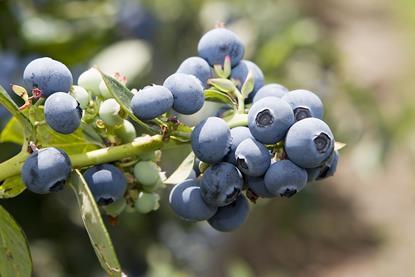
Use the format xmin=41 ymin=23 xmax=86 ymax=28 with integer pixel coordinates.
xmin=307 ymin=151 xmax=339 ymax=182
xmin=246 ymin=176 xmax=275 ymax=198
xmin=71 ymin=85 xmax=90 ymax=109
xmin=130 ymin=85 xmax=173 ymax=120
xmin=191 ymin=117 xmax=231 ymax=164
xmin=197 ymin=28 xmax=244 ymax=67
xmin=235 ymin=138 xmax=271 ymax=177
xmin=135 ymin=192 xmax=160 ymax=214
xmin=177 ymin=56 xmax=212 ymax=87
xmin=285 ymin=118 xmax=335 ymax=168
xmin=22 ymin=147 xmax=71 ymax=194
xmin=115 ymin=120 xmax=137 ymax=143
xmin=99 ymin=80 xmax=112 ymax=99
xmin=253 ymin=83 xmax=288 ymax=103
xmin=282 ymin=89 xmax=324 ymax=121
xmin=23 ymin=57 xmax=73 ymax=98
xmin=169 ymin=179 xmax=217 ymax=221
xmin=77 ymin=68 xmax=102 ymax=96
xmin=231 ymin=60 xmax=264 ymax=96
xmin=224 ymin=126 xmax=254 ymax=164
xmin=163 ymin=73 xmax=204 ymax=114
xmin=44 ymin=92 xmax=82 ymax=134
xmin=200 ymin=162 xmax=243 ymax=207
xmin=133 ymin=161 xmax=161 ymax=191
xmin=264 ymin=160 xmax=308 ymax=197
xmin=208 ymin=195 xmax=250 ymax=232
xmin=99 ymin=98 xmax=123 ymax=126
xmin=248 ymin=96 xmax=295 ymax=144
xmin=83 ymin=164 xmax=127 ymax=206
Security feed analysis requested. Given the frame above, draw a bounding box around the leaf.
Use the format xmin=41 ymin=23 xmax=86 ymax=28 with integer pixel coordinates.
xmin=98 ymin=70 xmax=156 ymax=134
xmin=204 ymin=89 xmax=237 ymax=106
xmin=335 ymin=141 xmax=346 ymax=151
xmin=0 ymin=176 xmax=26 ymax=199
xmin=164 ymin=152 xmax=195 ymax=185
xmin=0 ymin=117 xmax=24 ymax=144
xmin=0 ymin=85 xmax=33 ymax=138
xmin=241 ymin=70 xmax=255 ymax=98
xmin=69 ymin=170 xmax=123 ymax=277
xmin=11 ymin=85 xmax=29 ymax=102
xmin=0 ymin=205 xmax=32 ymax=277
xmin=207 ymin=78 xmax=236 ymax=93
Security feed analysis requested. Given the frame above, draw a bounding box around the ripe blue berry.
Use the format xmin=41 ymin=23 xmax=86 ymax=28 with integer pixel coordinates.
xmin=307 ymin=151 xmax=339 ymax=182
xmin=23 ymin=57 xmax=73 ymax=97
xmin=44 ymin=92 xmax=82 ymax=134
xmin=197 ymin=28 xmax=244 ymax=67
xmin=285 ymin=118 xmax=335 ymax=168
xmin=169 ymin=179 xmax=217 ymax=221
xmin=83 ymin=164 xmax=127 ymax=206
xmin=208 ymin=195 xmax=250 ymax=232
xmin=224 ymin=126 xmax=254 ymax=164
xmin=264 ymin=160 xmax=308 ymax=197
xmin=282 ymin=89 xmax=324 ymax=121
xmin=248 ymin=96 xmax=295 ymax=144
xmin=99 ymin=98 xmax=123 ymax=126
xmin=191 ymin=117 xmax=231 ymax=164
xmin=253 ymin=83 xmax=288 ymax=103
xmin=163 ymin=73 xmax=204 ymax=114
xmin=177 ymin=56 xmax=212 ymax=87
xmin=77 ymin=68 xmax=102 ymax=96
xmin=200 ymin=162 xmax=243 ymax=207
xmin=246 ymin=176 xmax=275 ymax=198
xmin=231 ymin=60 xmax=264 ymax=96
xmin=235 ymin=138 xmax=271 ymax=177
xmin=131 ymin=85 xmax=173 ymax=120
xmin=22 ymin=147 xmax=71 ymax=194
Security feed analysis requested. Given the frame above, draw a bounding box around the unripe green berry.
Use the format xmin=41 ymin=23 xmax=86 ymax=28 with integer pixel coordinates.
xmin=134 ymin=161 xmax=161 ymax=191
xmin=99 ymin=98 xmax=123 ymax=126
xmin=99 ymin=80 xmax=112 ymax=99
xmin=115 ymin=120 xmax=137 ymax=143
xmin=135 ymin=192 xmax=160 ymax=214
xmin=77 ymin=68 xmax=102 ymax=96
xmin=71 ymin=85 xmax=90 ymax=109
xmin=102 ymin=198 xmax=127 ymax=217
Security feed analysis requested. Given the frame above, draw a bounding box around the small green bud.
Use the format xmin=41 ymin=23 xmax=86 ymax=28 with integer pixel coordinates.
xmin=134 ymin=161 xmax=161 ymax=191
xmin=135 ymin=192 xmax=160 ymax=214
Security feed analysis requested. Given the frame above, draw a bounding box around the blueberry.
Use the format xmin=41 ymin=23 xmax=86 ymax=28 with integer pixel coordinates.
xmin=200 ymin=162 xmax=243 ymax=207
xmin=307 ymin=151 xmax=339 ymax=182
xmin=282 ymin=89 xmax=324 ymax=121
xmin=22 ymin=147 xmax=72 ymax=194
xmin=191 ymin=117 xmax=231 ymax=164
xmin=264 ymin=160 xmax=308 ymax=197
xmin=208 ymin=195 xmax=250 ymax=232
xmin=83 ymin=164 xmax=127 ymax=206
xmin=99 ymin=98 xmax=123 ymax=126
xmin=115 ymin=119 xmax=137 ymax=143
xmin=77 ymin=68 xmax=102 ymax=96
xmin=231 ymin=60 xmax=264 ymax=96
xmin=285 ymin=118 xmax=335 ymax=168
xmin=163 ymin=73 xmax=204 ymax=114
xmin=235 ymin=138 xmax=271 ymax=177
xmin=224 ymin=126 xmax=254 ymax=164
xmin=177 ymin=56 xmax=212 ymax=87
xmin=248 ymin=96 xmax=295 ymax=144
xmin=99 ymin=80 xmax=112 ymax=99
xmin=23 ymin=57 xmax=73 ymax=97
xmin=253 ymin=83 xmax=288 ymax=103
xmin=133 ymin=161 xmax=161 ymax=191
xmin=246 ymin=176 xmax=275 ymax=198
xmin=71 ymin=85 xmax=90 ymax=109
xmin=198 ymin=28 xmax=244 ymax=67
xmin=44 ymin=92 xmax=82 ymax=134
xmin=131 ymin=85 xmax=173 ymax=120
xmin=169 ymin=179 xmax=217 ymax=221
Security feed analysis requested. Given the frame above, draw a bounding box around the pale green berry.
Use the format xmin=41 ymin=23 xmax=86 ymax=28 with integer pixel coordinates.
xmin=135 ymin=192 xmax=160 ymax=214
xmin=99 ymin=98 xmax=123 ymax=126
xmin=115 ymin=120 xmax=137 ymax=143
xmin=102 ymin=198 xmax=127 ymax=217
xmin=134 ymin=161 xmax=161 ymax=191
xmin=71 ymin=85 xmax=90 ymax=109
xmin=99 ymin=80 xmax=112 ymax=99
xmin=77 ymin=68 xmax=102 ymax=96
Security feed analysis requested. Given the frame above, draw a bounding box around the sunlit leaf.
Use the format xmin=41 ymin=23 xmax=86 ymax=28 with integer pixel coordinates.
xmin=204 ymin=89 xmax=236 ymax=106
xmin=164 ymin=151 xmax=195 ymax=185
xmin=69 ymin=170 xmax=123 ymax=277
xmin=0 ymin=175 xmax=26 ymax=199
xmin=0 ymin=205 xmax=32 ymax=277
xmin=335 ymin=141 xmax=346 ymax=151
xmin=0 ymin=117 xmax=24 ymax=145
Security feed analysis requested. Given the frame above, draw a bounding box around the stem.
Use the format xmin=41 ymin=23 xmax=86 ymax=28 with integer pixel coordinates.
xmin=0 ymin=135 xmax=164 ymax=182
xmin=227 ymin=113 xmax=248 ymax=128
xmin=237 ymin=96 xmax=245 ymax=113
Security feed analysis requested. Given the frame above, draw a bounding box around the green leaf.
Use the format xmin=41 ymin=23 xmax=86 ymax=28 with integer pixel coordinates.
xmin=204 ymin=89 xmax=237 ymax=106
xmin=240 ymin=71 xmax=255 ymax=99
xmin=164 ymin=152 xmax=195 ymax=185
xmin=0 ymin=85 xmax=34 ymax=138
xmin=0 ymin=117 xmax=24 ymax=144
xmin=0 ymin=205 xmax=32 ymax=277
xmin=68 ymin=170 xmax=123 ymax=277
xmin=207 ymin=78 xmax=237 ymax=93
xmin=98 ymin=70 xmax=156 ymax=134
xmin=0 ymin=175 xmax=26 ymax=199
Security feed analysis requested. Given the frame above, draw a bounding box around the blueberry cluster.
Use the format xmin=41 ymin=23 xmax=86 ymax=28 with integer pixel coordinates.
xmin=168 ymin=27 xmax=339 ymax=232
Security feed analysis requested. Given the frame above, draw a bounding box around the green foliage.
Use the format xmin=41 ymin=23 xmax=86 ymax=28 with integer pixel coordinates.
xmin=164 ymin=152 xmax=195 ymax=185
xmin=0 ymin=205 xmax=32 ymax=277
xmin=0 ymin=175 xmax=26 ymax=199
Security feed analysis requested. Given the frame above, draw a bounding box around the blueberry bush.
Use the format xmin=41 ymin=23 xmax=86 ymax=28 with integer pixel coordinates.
xmin=0 ymin=27 xmax=344 ymax=276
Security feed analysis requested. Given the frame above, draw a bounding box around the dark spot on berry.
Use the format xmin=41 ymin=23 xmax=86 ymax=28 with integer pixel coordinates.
xmin=256 ymin=109 xmax=274 ymax=127
xmin=280 ymin=188 xmax=297 ymax=198
xmin=76 ymin=103 xmax=83 ymax=119
xmin=314 ymin=133 xmax=331 ymax=153
xmin=48 ymin=180 xmax=65 ymax=192
xmin=236 ymin=158 xmax=248 ymax=170
xmin=317 ymin=165 xmax=330 ymax=180
xmin=294 ymin=107 xmax=311 ymax=121
xmin=225 ymin=187 xmax=241 ymax=201
xmin=98 ymin=197 xmax=114 ymax=206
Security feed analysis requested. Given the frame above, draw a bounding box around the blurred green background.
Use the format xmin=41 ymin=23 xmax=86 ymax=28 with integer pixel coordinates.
xmin=1 ymin=0 xmax=415 ymax=276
